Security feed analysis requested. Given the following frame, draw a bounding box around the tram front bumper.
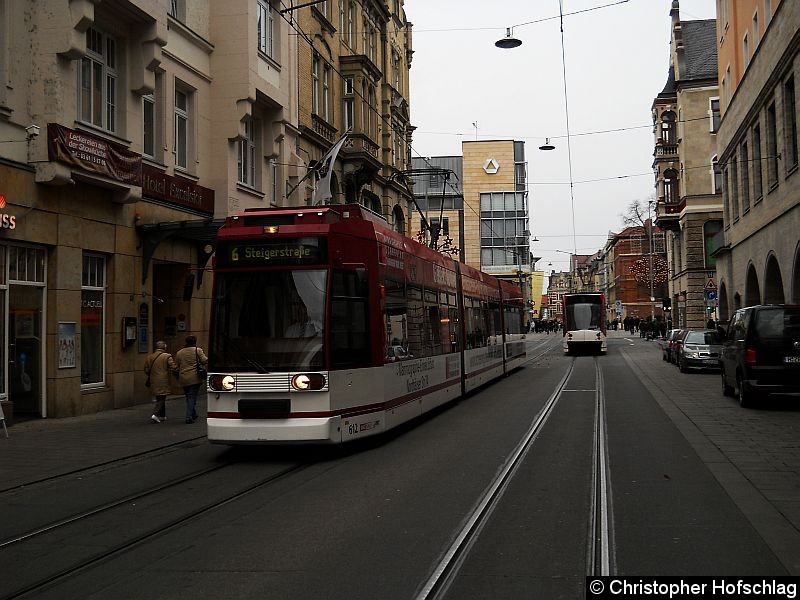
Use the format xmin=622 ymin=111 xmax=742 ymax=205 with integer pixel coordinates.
xmin=207 ymin=416 xmax=342 ymax=444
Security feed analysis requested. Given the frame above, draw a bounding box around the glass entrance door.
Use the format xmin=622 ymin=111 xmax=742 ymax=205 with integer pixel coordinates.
xmin=9 ymin=285 xmax=43 ymax=417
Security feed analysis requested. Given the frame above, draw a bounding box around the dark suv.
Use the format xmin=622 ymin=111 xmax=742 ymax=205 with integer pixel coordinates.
xmin=720 ymin=305 xmax=800 ymax=407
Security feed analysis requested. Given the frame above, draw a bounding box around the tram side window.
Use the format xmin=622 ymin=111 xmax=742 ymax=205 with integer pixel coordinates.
xmin=384 ymin=278 xmax=410 ymax=362
xmin=487 ymin=301 xmax=502 ymax=341
xmin=406 ymin=285 xmax=424 ymax=358
xmin=446 ymin=292 xmax=460 ymax=353
xmin=330 ymin=269 xmax=370 ymax=368
xmin=505 ymin=307 xmax=522 ymax=334
xmin=465 ymin=297 xmax=486 ymax=349
xmin=424 ymin=289 xmax=441 ymax=356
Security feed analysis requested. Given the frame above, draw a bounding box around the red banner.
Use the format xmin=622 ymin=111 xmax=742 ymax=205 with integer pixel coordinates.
xmin=47 ymin=123 xmax=142 ymax=186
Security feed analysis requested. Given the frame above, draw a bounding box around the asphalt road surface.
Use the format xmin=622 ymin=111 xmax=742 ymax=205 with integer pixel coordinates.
xmin=1 ymin=332 xmax=797 ymax=600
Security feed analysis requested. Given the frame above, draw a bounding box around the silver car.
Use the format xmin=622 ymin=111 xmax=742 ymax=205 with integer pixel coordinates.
xmin=676 ymin=329 xmax=723 ymax=372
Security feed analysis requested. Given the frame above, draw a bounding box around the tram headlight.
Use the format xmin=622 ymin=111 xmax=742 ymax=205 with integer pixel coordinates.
xmin=291 ymin=373 xmax=326 ymax=391
xmin=209 ymin=374 xmax=236 ymax=392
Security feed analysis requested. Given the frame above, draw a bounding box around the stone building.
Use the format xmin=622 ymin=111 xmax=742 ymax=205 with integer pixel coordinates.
xmin=0 ymin=0 xmax=413 ymax=422
xmin=296 ymin=0 xmax=413 ymax=226
xmin=653 ymin=1 xmax=723 ymax=329
xmin=713 ymin=0 xmax=800 ymax=315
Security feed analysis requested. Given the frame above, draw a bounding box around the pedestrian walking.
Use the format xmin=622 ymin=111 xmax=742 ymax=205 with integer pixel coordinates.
xmin=174 ymin=335 xmax=208 ymax=424
xmin=144 ymin=341 xmax=177 ymax=423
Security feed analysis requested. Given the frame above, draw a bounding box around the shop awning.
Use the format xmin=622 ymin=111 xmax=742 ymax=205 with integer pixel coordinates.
xmin=136 ymin=218 xmax=225 ymax=286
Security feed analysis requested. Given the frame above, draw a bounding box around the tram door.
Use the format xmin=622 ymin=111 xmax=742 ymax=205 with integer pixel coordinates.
xmin=8 ymin=284 xmax=43 ymax=417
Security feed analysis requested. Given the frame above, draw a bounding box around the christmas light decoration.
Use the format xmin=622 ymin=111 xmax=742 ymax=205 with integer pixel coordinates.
xmin=630 ymin=256 xmax=669 ymax=284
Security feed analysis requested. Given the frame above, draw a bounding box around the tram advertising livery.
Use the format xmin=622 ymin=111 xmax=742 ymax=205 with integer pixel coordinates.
xmin=562 ymin=292 xmax=607 ymax=355
xmin=206 ymin=204 xmax=526 ymax=444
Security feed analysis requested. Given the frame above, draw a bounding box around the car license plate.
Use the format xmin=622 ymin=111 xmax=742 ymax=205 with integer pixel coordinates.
xmin=784 ymin=356 xmax=800 ymax=364
xmin=704 ymin=359 xmax=718 ymax=364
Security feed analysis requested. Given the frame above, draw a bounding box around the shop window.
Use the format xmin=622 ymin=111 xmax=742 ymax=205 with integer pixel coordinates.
xmin=81 ymin=254 xmax=105 ymax=386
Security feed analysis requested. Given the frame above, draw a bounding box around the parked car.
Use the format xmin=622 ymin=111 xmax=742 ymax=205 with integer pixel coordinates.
xmin=720 ymin=305 xmax=800 ymax=407
xmin=661 ymin=328 xmax=684 ymax=363
xmin=675 ymin=329 xmax=723 ymax=372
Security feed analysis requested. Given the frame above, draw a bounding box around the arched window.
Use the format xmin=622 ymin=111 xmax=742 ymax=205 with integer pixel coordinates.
xmin=392 ymin=205 xmax=406 ymax=235
xmin=660 ymin=111 xmax=677 ymax=145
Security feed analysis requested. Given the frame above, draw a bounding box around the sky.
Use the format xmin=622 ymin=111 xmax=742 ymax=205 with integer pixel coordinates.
xmin=404 ymin=0 xmax=718 ymax=292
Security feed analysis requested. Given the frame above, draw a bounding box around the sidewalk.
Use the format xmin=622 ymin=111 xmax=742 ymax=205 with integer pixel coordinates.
xmin=0 ymin=394 xmax=207 ymax=490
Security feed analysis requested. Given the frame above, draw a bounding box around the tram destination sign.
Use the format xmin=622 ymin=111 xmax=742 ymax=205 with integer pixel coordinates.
xmin=218 ymin=238 xmax=327 ymax=267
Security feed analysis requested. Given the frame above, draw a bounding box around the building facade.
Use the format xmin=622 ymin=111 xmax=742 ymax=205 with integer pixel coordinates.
xmin=653 ymin=1 xmax=724 ymax=329
xmin=461 ymin=140 xmax=531 ymax=303
xmin=297 ymin=0 xmax=413 ymax=227
xmin=713 ymin=0 xmax=800 ymax=316
xmin=604 ymin=225 xmax=668 ymax=321
xmin=0 ymin=0 xmax=413 ymax=422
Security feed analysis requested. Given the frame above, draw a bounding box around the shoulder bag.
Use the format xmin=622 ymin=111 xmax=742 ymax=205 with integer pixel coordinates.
xmin=196 ymin=347 xmax=208 ymax=380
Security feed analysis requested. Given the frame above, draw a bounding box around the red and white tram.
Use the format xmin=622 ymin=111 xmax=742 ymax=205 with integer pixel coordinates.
xmin=206 ymin=204 xmax=526 ymax=444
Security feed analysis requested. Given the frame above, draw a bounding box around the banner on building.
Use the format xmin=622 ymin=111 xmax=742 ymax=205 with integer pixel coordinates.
xmin=47 ymin=123 xmax=142 ymax=186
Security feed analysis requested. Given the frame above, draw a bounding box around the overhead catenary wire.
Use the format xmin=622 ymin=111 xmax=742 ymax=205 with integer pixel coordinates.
xmin=557 ymin=0 xmax=578 ymax=258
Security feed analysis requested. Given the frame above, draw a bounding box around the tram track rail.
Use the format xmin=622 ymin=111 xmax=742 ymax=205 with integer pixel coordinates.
xmin=589 ymin=357 xmax=613 ymax=576
xmin=0 ymin=461 xmax=229 ymax=549
xmin=0 ymin=462 xmax=312 ymax=600
xmin=0 ymin=435 xmax=208 ymax=495
xmin=416 ymin=354 xmax=614 ymax=599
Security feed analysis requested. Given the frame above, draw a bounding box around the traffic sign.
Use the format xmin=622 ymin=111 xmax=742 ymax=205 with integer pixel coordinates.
xmin=704 ymin=278 xmax=717 ymax=290
xmin=705 ymin=289 xmax=717 ymax=301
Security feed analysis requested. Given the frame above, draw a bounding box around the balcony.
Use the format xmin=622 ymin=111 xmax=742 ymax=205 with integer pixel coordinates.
xmin=654 ymin=199 xmax=682 ymax=231
xmin=341 ymin=133 xmax=381 ymax=172
xmin=311 ymin=114 xmax=337 ymax=144
xmin=654 ymin=143 xmax=678 ymax=157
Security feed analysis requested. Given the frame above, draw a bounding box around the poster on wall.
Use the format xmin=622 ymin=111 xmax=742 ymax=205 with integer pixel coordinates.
xmin=58 ymin=322 xmax=76 ymax=369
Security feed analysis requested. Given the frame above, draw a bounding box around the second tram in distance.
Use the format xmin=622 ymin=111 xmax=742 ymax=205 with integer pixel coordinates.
xmin=206 ymin=204 xmax=527 ymax=444
xmin=562 ymin=292 xmax=607 ymax=355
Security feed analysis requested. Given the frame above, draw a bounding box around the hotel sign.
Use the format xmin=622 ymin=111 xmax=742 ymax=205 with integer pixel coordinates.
xmin=47 ymin=123 xmax=142 ymax=186
xmin=142 ymin=165 xmax=214 ymax=215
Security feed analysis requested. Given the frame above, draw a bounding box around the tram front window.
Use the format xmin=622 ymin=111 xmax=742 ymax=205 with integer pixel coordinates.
xmin=566 ymin=302 xmax=601 ymax=331
xmin=211 ymin=269 xmax=327 ymax=371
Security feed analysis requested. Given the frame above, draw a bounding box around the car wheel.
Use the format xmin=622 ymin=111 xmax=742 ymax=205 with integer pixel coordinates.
xmin=721 ymin=367 xmax=734 ymax=397
xmin=678 ymin=355 xmax=687 ymax=373
xmin=736 ymin=371 xmax=757 ymax=408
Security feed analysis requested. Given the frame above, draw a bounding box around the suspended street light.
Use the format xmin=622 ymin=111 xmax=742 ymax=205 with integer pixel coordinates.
xmin=495 ymin=28 xmax=522 ymax=49
xmin=539 ymin=138 xmax=556 ymax=151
